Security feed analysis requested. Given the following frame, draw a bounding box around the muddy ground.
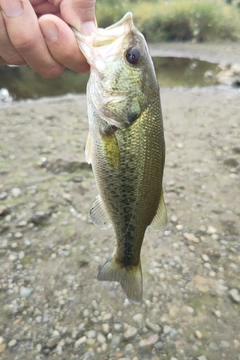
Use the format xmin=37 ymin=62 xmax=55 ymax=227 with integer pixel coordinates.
xmin=0 ymin=48 xmax=240 ymax=360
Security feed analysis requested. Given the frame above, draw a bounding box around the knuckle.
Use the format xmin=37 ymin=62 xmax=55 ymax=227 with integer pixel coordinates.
xmin=14 ymin=36 xmax=36 ymax=54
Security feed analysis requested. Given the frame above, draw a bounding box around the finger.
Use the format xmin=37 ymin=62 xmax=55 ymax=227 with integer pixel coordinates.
xmin=58 ymin=0 xmax=97 ymax=35
xmin=39 ymin=14 xmax=89 ymax=73
xmin=1 ymin=0 xmax=64 ymax=78
xmin=0 ymin=11 xmax=25 ymax=65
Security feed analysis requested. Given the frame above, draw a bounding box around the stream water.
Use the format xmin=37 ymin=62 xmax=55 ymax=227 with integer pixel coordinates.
xmin=0 ymin=57 xmax=219 ymax=101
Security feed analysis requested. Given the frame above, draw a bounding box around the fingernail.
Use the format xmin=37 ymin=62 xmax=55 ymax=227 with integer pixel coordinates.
xmin=1 ymin=0 xmax=23 ymax=17
xmin=81 ymin=21 xmax=97 ymax=36
xmin=41 ymin=22 xmax=59 ymax=41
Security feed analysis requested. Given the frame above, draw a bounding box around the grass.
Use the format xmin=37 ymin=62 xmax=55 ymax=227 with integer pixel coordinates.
xmin=96 ymin=0 xmax=240 ymax=42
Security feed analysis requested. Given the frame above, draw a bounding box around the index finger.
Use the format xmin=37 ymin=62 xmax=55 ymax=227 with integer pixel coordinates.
xmin=0 ymin=0 xmax=64 ymax=78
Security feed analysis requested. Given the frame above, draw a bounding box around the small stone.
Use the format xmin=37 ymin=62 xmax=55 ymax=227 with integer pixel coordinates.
xmin=46 ymin=334 xmax=61 ymax=349
xmin=11 ymin=188 xmax=22 ymax=198
xmin=102 ymin=323 xmax=110 ymax=334
xmin=197 ymin=356 xmax=208 ymax=360
xmin=74 ymin=336 xmax=86 ymax=348
xmin=163 ymin=325 xmax=172 ymax=334
xmin=139 ymin=334 xmax=159 ymax=348
xmin=123 ymin=326 xmax=137 ymax=340
xmin=8 ymin=339 xmax=17 ymax=348
xmin=201 ymin=254 xmax=210 ymax=262
xmin=183 ymin=232 xmax=199 ymax=243
xmin=0 ymin=337 xmax=6 ymax=353
xmin=229 ymin=288 xmax=240 ymax=303
xmin=19 ymin=286 xmax=33 ymax=298
xmin=97 ymin=333 xmax=106 ymax=344
xmin=31 ymin=211 xmax=48 ymax=225
xmin=0 ymin=205 xmax=8 ymax=216
xmin=8 ymin=253 xmax=18 ymax=262
xmin=35 ymin=344 xmax=42 ymax=353
xmin=154 ymin=341 xmax=164 ymax=350
xmin=113 ymin=323 xmax=123 ymax=332
xmin=87 ymin=330 xmax=96 ymax=339
xmin=17 ymin=220 xmax=27 ymax=227
xmin=145 ymin=318 xmax=161 ymax=333
xmin=194 ymin=330 xmax=203 ymax=339
xmin=110 ymin=334 xmax=121 ymax=348
xmin=14 ymin=232 xmax=23 ymax=239
xmin=207 ymin=226 xmax=217 ymax=234
xmin=132 ymin=313 xmax=144 ymax=324
xmin=170 ymin=358 xmax=178 ymax=360
xmin=124 ymin=343 xmax=134 ymax=355
xmin=0 ymin=192 xmax=7 ymax=200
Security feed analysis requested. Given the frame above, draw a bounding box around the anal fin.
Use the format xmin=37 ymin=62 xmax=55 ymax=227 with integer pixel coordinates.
xmin=150 ymin=190 xmax=168 ymax=230
xmin=89 ymin=195 xmax=112 ymax=229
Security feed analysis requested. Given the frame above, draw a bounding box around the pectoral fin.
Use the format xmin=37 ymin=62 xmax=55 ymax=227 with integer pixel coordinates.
xmin=89 ymin=195 xmax=112 ymax=229
xmin=150 ymin=191 xmax=168 ymax=230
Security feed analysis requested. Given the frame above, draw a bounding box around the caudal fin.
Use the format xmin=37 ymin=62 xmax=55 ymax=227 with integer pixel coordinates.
xmin=97 ymin=258 xmax=142 ymax=303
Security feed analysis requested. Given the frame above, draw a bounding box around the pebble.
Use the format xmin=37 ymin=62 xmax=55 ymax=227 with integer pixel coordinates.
xmin=74 ymin=336 xmax=86 ymax=348
xmin=139 ymin=334 xmax=159 ymax=348
xmin=0 ymin=205 xmax=8 ymax=216
xmin=11 ymin=187 xmax=22 ymax=197
xmin=132 ymin=313 xmax=144 ymax=324
xmin=87 ymin=330 xmax=96 ymax=339
xmin=31 ymin=211 xmax=48 ymax=225
xmin=229 ymin=288 xmax=240 ymax=303
xmin=194 ymin=330 xmax=203 ymax=339
xmin=201 ymin=254 xmax=210 ymax=262
xmin=154 ymin=341 xmax=164 ymax=350
xmin=197 ymin=356 xmax=208 ymax=360
xmin=0 ymin=192 xmax=7 ymax=200
xmin=97 ymin=333 xmax=106 ymax=344
xmin=183 ymin=232 xmax=199 ymax=243
xmin=0 ymin=337 xmax=6 ymax=353
xmin=46 ymin=334 xmax=61 ymax=349
xmin=145 ymin=318 xmax=161 ymax=333
xmin=19 ymin=286 xmax=33 ymax=298
xmin=8 ymin=339 xmax=17 ymax=348
xmin=123 ymin=326 xmax=137 ymax=340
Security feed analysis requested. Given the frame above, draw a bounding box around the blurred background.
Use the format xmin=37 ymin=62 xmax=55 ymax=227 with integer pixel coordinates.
xmin=0 ymin=0 xmax=240 ymax=101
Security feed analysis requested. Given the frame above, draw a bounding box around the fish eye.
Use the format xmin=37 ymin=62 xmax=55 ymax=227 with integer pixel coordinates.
xmin=125 ymin=48 xmax=141 ymax=65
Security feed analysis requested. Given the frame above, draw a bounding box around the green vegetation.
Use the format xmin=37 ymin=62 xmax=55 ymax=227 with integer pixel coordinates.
xmin=96 ymin=0 xmax=240 ymax=42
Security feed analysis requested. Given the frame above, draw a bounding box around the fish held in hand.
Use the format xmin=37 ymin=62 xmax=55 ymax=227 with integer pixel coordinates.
xmin=73 ymin=12 xmax=167 ymax=303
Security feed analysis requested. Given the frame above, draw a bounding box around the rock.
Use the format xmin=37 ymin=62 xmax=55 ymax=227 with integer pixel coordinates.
xmin=110 ymin=334 xmax=121 ymax=348
xmin=31 ymin=211 xmax=49 ymax=225
xmin=123 ymin=326 xmax=138 ymax=340
xmin=132 ymin=313 xmax=144 ymax=324
xmin=46 ymin=334 xmax=61 ymax=349
xmin=139 ymin=334 xmax=159 ymax=348
xmin=229 ymin=288 xmax=240 ymax=303
xmin=163 ymin=325 xmax=172 ymax=334
xmin=11 ymin=187 xmax=22 ymax=198
xmin=201 ymin=254 xmax=210 ymax=262
xmin=74 ymin=336 xmax=86 ymax=348
xmin=87 ymin=330 xmax=96 ymax=339
xmin=97 ymin=333 xmax=106 ymax=344
xmin=197 ymin=356 xmax=208 ymax=360
xmin=154 ymin=341 xmax=164 ymax=350
xmin=8 ymin=339 xmax=17 ymax=348
xmin=183 ymin=232 xmax=199 ymax=243
xmin=0 ymin=337 xmax=6 ymax=353
xmin=194 ymin=330 xmax=203 ymax=339
xmin=0 ymin=205 xmax=9 ymax=216
xmin=145 ymin=318 xmax=161 ymax=333
xmin=220 ymin=340 xmax=230 ymax=348
xmin=19 ymin=286 xmax=33 ymax=298
xmin=0 ymin=192 xmax=7 ymax=200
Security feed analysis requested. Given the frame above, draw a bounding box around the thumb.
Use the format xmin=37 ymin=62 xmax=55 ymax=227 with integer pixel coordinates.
xmin=60 ymin=0 xmax=97 ymax=35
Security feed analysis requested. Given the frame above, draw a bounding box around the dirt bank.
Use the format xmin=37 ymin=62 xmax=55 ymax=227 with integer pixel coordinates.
xmin=0 ymin=86 xmax=239 ymax=360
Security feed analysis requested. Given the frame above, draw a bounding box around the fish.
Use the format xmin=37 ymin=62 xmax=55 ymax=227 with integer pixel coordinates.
xmin=73 ymin=12 xmax=167 ymax=303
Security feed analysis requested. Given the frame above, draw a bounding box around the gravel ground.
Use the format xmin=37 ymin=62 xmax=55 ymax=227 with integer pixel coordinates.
xmin=0 ymin=85 xmax=239 ymax=360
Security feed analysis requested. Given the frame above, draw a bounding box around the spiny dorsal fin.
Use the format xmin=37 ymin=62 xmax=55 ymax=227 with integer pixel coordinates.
xmin=89 ymin=195 xmax=112 ymax=229
xmin=150 ymin=190 xmax=168 ymax=230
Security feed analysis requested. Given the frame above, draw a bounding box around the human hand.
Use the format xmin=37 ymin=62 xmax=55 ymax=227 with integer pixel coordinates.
xmin=0 ymin=0 xmax=96 ymax=77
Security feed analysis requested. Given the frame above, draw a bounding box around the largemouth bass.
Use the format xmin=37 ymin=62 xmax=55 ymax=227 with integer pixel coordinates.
xmin=73 ymin=12 xmax=167 ymax=303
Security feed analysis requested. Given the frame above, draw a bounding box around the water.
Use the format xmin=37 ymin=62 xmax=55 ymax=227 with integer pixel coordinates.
xmin=0 ymin=58 xmax=218 ymax=101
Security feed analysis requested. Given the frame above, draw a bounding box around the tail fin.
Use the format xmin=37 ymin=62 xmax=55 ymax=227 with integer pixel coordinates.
xmin=97 ymin=258 xmax=142 ymax=303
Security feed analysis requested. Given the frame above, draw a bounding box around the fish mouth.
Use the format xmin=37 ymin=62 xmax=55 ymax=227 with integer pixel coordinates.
xmin=72 ymin=12 xmax=135 ymax=66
